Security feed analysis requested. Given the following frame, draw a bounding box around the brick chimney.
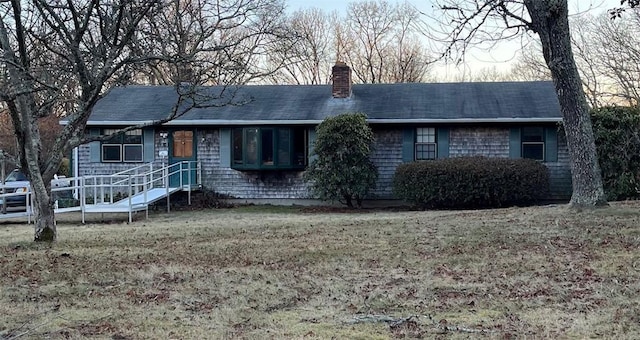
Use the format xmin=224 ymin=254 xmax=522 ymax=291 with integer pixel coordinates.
xmin=332 ymin=62 xmax=352 ymax=98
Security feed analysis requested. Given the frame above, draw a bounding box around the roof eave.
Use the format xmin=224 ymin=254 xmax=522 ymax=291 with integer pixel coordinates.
xmin=79 ymin=117 xmax=563 ymax=126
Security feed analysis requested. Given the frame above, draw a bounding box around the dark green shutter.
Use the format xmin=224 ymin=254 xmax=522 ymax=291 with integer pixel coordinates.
xmin=402 ymin=128 xmax=415 ymax=162
xmin=308 ymin=128 xmax=317 ymax=163
xmin=220 ymin=128 xmax=231 ymax=167
xmin=143 ymin=127 xmax=155 ymax=162
xmin=545 ymin=126 xmax=558 ymax=162
xmin=437 ymin=128 xmax=449 ymax=158
xmin=89 ymin=128 xmax=101 ymax=162
xmin=509 ymin=127 xmax=521 ymax=159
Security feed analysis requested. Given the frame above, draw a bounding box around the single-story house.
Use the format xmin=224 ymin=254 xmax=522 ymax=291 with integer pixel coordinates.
xmin=72 ymin=63 xmax=572 ymax=201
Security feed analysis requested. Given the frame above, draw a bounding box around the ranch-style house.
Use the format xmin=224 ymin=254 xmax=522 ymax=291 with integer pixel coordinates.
xmin=70 ymin=63 xmax=572 ymax=202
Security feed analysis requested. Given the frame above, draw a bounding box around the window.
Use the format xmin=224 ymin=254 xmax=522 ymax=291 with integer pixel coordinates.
xmin=415 ymin=127 xmax=437 ymax=160
xmin=522 ymin=127 xmax=545 ymax=161
xmin=232 ymin=127 xmax=307 ymax=170
xmin=101 ymin=128 xmax=143 ymax=162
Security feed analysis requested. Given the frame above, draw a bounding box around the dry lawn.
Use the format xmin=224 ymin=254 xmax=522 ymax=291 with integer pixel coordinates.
xmin=1 ymin=202 xmax=640 ymax=339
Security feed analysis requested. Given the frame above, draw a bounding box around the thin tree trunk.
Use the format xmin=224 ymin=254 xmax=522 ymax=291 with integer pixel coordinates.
xmin=33 ymin=185 xmax=56 ymax=242
xmin=525 ymin=0 xmax=607 ymax=208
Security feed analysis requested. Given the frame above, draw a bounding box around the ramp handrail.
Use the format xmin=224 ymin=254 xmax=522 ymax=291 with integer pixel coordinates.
xmin=0 ymin=161 xmax=200 ymax=223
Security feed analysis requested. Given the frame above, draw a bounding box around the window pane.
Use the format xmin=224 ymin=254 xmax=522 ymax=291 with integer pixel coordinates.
xmin=522 ymin=127 xmax=544 ymax=142
xmin=416 ymin=127 xmax=436 ymax=143
xmin=102 ymin=145 xmax=121 ymax=162
xmin=123 ymin=145 xmax=143 ymax=162
xmin=233 ymin=128 xmax=243 ymax=164
xmin=246 ymin=128 xmax=258 ymax=165
xmin=102 ymin=128 xmax=122 ymax=144
xmin=522 ymin=143 xmax=544 ymax=160
xmin=261 ymin=129 xmax=274 ymax=165
xmin=278 ymin=128 xmax=291 ymax=166
xmin=124 ymin=129 xmax=142 ymax=144
xmin=416 ymin=143 xmax=436 ymax=160
xmin=293 ymin=128 xmax=307 ymax=166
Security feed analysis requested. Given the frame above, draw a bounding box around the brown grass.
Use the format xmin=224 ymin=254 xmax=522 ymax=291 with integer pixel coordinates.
xmin=1 ymin=202 xmax=640 ymax=339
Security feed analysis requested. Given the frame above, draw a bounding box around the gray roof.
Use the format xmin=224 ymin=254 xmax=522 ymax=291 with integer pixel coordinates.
xmin=86 ymin=81 xmax=562 ymax=126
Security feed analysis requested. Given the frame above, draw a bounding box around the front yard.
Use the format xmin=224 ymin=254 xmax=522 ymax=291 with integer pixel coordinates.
xmin=1 ymin=202 xmax=640 ymax=339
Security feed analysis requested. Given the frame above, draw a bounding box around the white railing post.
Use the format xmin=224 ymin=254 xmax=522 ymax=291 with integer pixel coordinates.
xmin=81 ymin=177 xmax=86 ymax=224
xmin=27 ymin=191 xmax=31 ymax=224
xmin=188 ymin=161 xmax=192 ymax=206
xmin=128 ymin=174 xmax=132 ymax=223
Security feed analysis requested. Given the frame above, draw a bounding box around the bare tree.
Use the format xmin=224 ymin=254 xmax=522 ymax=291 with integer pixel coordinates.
xmin=508 ymin=43 xmax=551 ymax=81
xmin=435 ymin=0 xmax=607 ymax=207
xmin=587 ymin=13 xmax=640 ymax=105
xmin=507 ymin=12 xmax=639 ymax=107
xmin=267 ymin=8 xmax=333 ymax=85
xmin=387 ymin=1 xmax=432 ymax=83
xmin=467 ymin=65 xmax=513 ymax=82
xmin=132 ymin=0 xmax=288 ymax=86
xmin=0 ymin=0 xmax=287 ymax=241
xmin=569 ymin=14 xmax=604 ymax=108
xmin=336 ymin=0 xmax=432 ymax=84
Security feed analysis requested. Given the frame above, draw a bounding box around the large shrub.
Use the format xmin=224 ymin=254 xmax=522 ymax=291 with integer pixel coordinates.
xmin=591 ymin=106 xmax=640 ymax=201
xmin=393 ymin=156 xmax=549 ymax=209
xmin=304 ymin=113 xmax=378 ymax=208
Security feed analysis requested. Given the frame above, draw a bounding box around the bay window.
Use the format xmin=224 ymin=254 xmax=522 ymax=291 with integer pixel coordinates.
xmin=232 ymin=127 xmax=307 ymax=170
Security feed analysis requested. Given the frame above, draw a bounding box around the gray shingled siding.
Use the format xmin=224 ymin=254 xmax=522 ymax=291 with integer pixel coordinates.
xmin=370 ymin=128 xmax=403 ymax=198
xmin=449 ymin=127 xmax=510 ymax=158
xmin=546 ymin=132 xmax=572 ymax=199
xmin=77 ymin=145 xmax=158 ymax=176
xmin=199 ymin=129 xmax=310 ymax=199
xmin=77 ymin=126 xmax=571 ymax=201
xmin=448 ymin=126 xmax=571 ymax=200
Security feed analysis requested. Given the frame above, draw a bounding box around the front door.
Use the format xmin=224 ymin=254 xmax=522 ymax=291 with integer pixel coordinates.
xmin=169 ymin=130 xmax=197 ymax=187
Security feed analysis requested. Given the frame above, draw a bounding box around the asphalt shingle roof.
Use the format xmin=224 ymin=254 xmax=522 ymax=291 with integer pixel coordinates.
xmin=87 ymin=81 xmax=562 ymax=125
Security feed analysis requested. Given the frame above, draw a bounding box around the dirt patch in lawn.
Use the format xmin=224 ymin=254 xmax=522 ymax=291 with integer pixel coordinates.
xmin=1 ymin=202 xmax=640 ymax=338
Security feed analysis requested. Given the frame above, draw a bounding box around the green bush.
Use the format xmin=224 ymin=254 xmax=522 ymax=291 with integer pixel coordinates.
xmin=591 ymin=106 xmax=640 ymax=201
xmin=393 ymin=156 xmax=549 ymax=209
xmin=304 ymin=113 xmax=378 ymax=208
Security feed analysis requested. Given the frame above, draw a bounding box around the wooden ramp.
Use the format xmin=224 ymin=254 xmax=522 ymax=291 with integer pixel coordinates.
xmin=84 ymin=187 xmax=181 ymax=213
xmin=0 ymin=161 xmax=200 ymax=223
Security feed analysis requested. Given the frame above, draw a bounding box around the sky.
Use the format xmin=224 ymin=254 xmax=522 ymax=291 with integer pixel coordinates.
xmin=285 ymin=0 xmax=621 ymax=79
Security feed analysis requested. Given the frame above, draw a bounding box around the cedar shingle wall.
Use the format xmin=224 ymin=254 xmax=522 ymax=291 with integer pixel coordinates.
xmin=370 ymin=128 xmax=403 ymax=198
xmin=546 ymin=132 xmax=572 ymax=200
xmin=200 ymin=129 xmax=309 ymax=199
xmin=449 ymin=127 xmax=510 ymax=158
xmin=448 ymin=126 xmax=571 ymax=200
xmin=77 ymin=126 xmax=572 ymax=201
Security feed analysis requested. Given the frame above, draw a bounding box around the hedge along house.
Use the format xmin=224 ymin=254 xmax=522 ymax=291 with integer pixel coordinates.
xmin=72 ymin=63 xmax=572 ymax=202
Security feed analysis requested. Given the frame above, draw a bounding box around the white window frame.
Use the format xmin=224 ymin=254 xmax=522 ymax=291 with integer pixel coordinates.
xmin=123 ymin=144 xmax=144 ymax=162
xmin=415 ymin=127 xmax=437 ymax=160
xmin=102 ymin=144 xmax=123 ymax=162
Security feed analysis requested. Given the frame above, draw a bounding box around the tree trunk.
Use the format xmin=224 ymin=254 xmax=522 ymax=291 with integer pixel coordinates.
xmin=524 ymin=0 xmax=607 ymax=208
xmin=1 ymin=16 xmax=59 ymax=241
xmin=33 ymin=188 xmax=56 ymax=242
